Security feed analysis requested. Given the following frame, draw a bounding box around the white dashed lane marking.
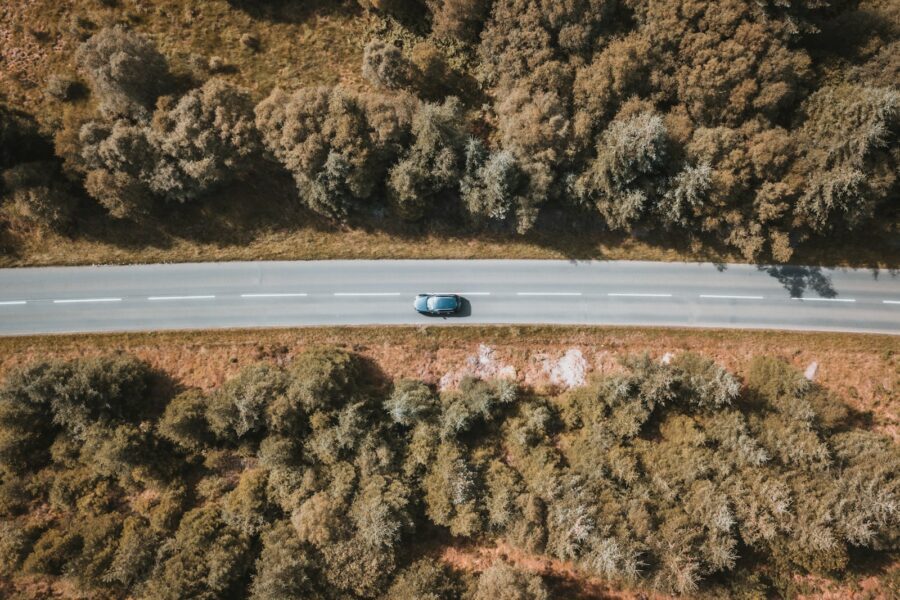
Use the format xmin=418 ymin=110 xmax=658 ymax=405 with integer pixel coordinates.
xmin=241 ymin=293 xmax=308 ymax=298
xmin=699 ymin=294 xmax=764 ymax=300
xmin=791 ymin=297 xmax=855 ymax=303
xmin=147 ymin=295 xmax=216 ymax=301
xmin=608 ymin=293 xmax=673 ymax=298
xmin=516 ymin=292 xmax=582 ymax=296
xmin=333 ymin=292 xmax=402 ymax=297
xmin=0 ymin=300 xmax=27 ymax=306
xmin=53 ymin=298 xmax=121 ymax=304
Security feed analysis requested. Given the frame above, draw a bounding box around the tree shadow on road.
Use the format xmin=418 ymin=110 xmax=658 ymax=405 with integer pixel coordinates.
xmin=758 ymin=265 xmax=837 ymax=298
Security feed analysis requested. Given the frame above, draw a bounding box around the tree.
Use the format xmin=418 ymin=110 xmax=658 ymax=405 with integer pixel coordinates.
xmin=462 ymin=139 xmax=526 ymax=226
xmin=250 ymin=521 xmax=323 ymax=600
xmin=388 ymin=97 xmax=465 ymax=220
xmin=143 ymin=505 xmax=252 ymax=600
xmin=207 ymin=363 xmax=286 ymax=442
xmin=256 ymin=86 xmax=412 ymax=220
xmin=2 ymin=162 xmax=78 ymax=229
xmin=580 ymin=109 xmax=669 ymax=230
xmin=149 ymin=79 xmax=262 ymax=204
xmin=795 ymin=84 xmax=899 ymax=231
xmin=75 ymin=26 xmax=170 ymax=118
xmin=78 ymin=79 xmax=260 ymax=214
xmin=423 ymin=441 xmax=484 ymax=536
xmin=158 ymin=389 xmax=213 ymax=453
xmin=286 ymin=348 xmax=364 ymax=413
xmin=222 ymin=468 xmax=274 ymax=535
xmin=385 ymin=379 xmax=439 ymax=427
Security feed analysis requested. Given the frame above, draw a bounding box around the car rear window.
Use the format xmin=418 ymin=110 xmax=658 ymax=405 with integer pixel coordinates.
xmin=430 ymin=296 xmax=457 ymax=310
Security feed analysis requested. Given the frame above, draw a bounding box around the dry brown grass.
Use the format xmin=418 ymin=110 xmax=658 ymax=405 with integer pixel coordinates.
xmin=1 ymin=325 xmax=896 ymax=438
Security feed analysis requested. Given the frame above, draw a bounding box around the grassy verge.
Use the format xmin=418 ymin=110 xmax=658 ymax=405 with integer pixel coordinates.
xmin=1 ymin=325 xmax=896 ymax=437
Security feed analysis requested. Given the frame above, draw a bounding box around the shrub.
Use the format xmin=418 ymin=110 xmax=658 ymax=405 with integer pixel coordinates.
xmin=158 ymin=389 xmax=213 ymax=452
xmin=386 ymin=557 xmax=466 ymax=599
xmin=143 ymin=505 xmax=252 ymax=600
xmin=207 ymin=363 xmax=286 ymax=442
xmin=385 ymin=379 xmax=439 ymax=426
xmin=250 ymin=521 xmax=322 ymax=599
xmin=473 ymin=561 xmax=549 ymax=600
xmin=388 ymin=97 xmax=465 ymax=220
xmin=75 ymin=26 xmax=170 ymax=118
xmin=256 ymin=87 xmax=412 ymax=220
xmin=286 ymin=348 xmax=363 ymax=413
xmin=363 ymin=39 xmax=411 ymax=89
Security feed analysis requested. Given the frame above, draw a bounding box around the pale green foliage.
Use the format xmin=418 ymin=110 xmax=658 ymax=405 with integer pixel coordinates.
xmin=584 ymin=111 xmax=669 ymax=229
xmin=423 ymin=441 xmax=484 ymax=536
xmin=796 ymin=84 xmax=899 ymax=230
xmin=462 ymin=139 xmax=524 ymax=225
xmin=660 ymin=163 xmax=712 ymax=227
xmin=385 ymin=379 xmax=439 ymax=426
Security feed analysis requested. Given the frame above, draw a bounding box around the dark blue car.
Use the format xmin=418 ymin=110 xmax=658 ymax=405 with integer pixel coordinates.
xmin=414 ymin=293 xmax=461 ymax=316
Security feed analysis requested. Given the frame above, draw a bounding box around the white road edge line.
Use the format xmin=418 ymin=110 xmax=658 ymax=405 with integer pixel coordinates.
xmin=608 ymin=293 xmax=673 ymax=298
xmin=0 ymin=300 xmax=27 ymax=306
xmin=791 ymin=297 xmax=855 ymax=303
xmin=333 ymin=292 xmax=402 ymax=297
xmin=883 ymin=300 xmax=900 ymax=305
xmin=241 ymin=293 xmax=308 ymax=298
xmin=516 ymin=292 xmax=582 ymax=296
xmin=53 ymin=298 xmax=121 ymax=304
xmin=147 ymin=295 xmax=216 ymax=301
xmin=699 ymin=294 xmax=764 ymax=300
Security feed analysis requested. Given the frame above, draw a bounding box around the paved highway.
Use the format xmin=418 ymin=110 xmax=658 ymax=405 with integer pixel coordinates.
xmin=0 ymin=261 xmax=897 ymax=335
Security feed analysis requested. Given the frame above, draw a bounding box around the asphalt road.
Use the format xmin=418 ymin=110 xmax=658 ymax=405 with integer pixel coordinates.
xmin=0 ymin=260 xmax=898 ymax=336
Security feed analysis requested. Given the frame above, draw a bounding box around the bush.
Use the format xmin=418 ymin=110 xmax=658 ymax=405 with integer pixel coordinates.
xmin=143 ymin=505 xmax=252 ymax=600
xmin=2 ymin=162 xmax=78 ymax=229
xmin=388 ymin=97 xmax=465 ymax=220
xmin=385 ymin=379 xmax=439 ymax=426
xmin=386 ymin=557 xmax=466 ymax=599
xmin=363 ymin=39 xmax=411 ymax=89
xmin=256 ymin=86 xmax=412 ymax=220
xmin=75 ymin=26 xmax=170 ymax=118
xmin=158 ymin=389 xmax=213 ymax=452
xmin=207 ymin=363 xmax=286 ymax=442
xmin=473 ymin=561 xmax=549 ymax=600
xmin=250 ymin=521 xmax=322 ymax=599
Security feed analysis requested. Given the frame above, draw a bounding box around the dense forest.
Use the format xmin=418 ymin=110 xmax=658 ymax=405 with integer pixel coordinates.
xmin=0 ymin=0 xmax=897 ymax=262
xmin=0 ymin=348 xmax=897 ymax=598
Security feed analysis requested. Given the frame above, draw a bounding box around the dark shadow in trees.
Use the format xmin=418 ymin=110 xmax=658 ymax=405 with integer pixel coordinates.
xmin=224 ymin=0 xmax=362 ymax=25
xmin=757 ymin=265 xmax=837 ymax=298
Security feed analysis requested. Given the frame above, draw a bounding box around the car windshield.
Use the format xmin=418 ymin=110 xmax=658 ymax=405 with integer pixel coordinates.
xmin=428 ymin=296 xmax=457 ymax=310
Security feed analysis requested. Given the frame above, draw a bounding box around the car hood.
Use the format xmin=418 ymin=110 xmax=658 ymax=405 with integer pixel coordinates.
xmin=414 ymin=295 xmax=429 ymax=311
